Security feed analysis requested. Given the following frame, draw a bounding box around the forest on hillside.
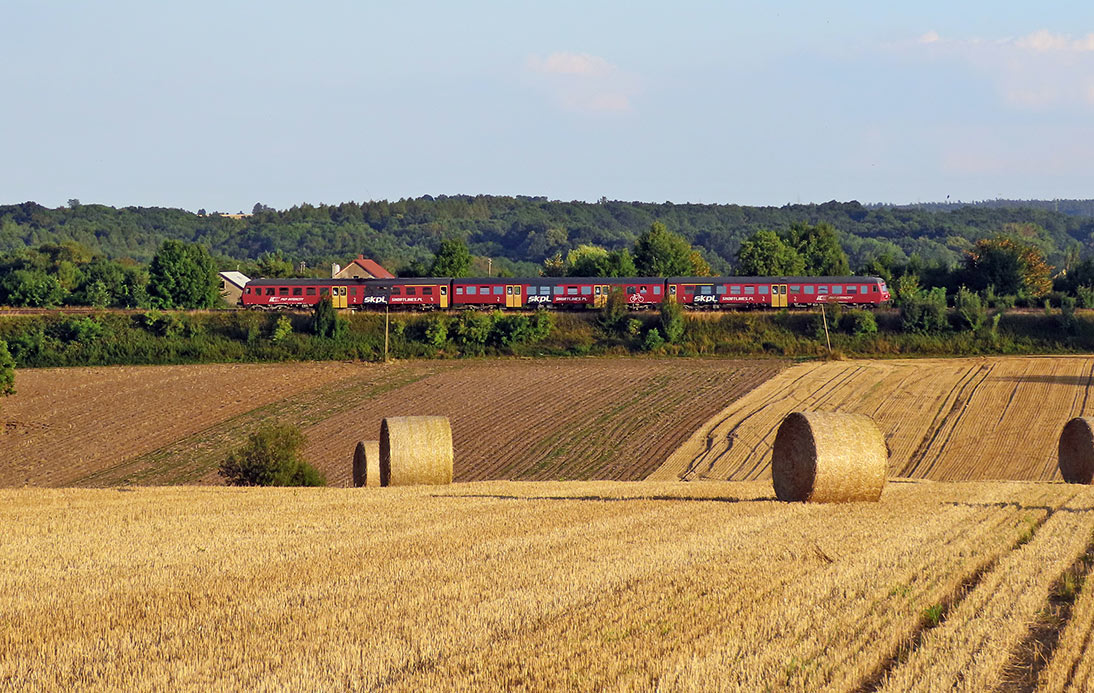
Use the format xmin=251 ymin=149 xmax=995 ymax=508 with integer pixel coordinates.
xmin=2 ymin=197 xmax=1094 ymax=276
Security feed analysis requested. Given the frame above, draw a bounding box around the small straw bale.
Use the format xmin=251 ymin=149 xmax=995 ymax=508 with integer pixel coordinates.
xmin=352 ymin=440 xmax=381 ymax=488
xmin=1058 ymin=417 xmax=1094 ymax=484
xmin=771 ymin=411 xmax=887 ymax=503
xmin=380 ymin=416 xmax=453 ymax=486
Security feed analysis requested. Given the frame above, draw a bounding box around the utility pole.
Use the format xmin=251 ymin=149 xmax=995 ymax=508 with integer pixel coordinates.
xmin=487 ymin=257 xmax=492 ymax=276
xmin=820 ymin=302 xmax=832 ymax=354
xmin=384 ymin=305 xmax=390 ymax=363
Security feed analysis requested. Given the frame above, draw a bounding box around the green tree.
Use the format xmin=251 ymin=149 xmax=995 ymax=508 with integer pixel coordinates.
xmin=0 ymin=339 xmax=14 ymax=397
xmin=963 ymin=236 xmax=1053 ymax=298
xmin=784 ymin=222 xmax=850 ymax=275
xmin=256 ymin=251 xmax=294 ymax=278
xmin=736 ymin=230 xmax=806 ymax=276
xmin=312 ymin=296 xmax=347 ymax=340
xmin=429 ymin=238 xmax=472 ymax=277
xmin=634 ymin=222 xmax=708 ymax=276
xmin=147 ymin=240 xmax=218 ymax=309
xmin=1 ymin=270 xmax=66 ymax=307
xmin=564 ymin=245 xmax=638 ymax=277
xmin=218 ymin=423 xmax=325 ymax=486
xmin=660 ymin=298 xmax=685 ymax=344
xmin=541 ymin=252 xmax=566 ymax=277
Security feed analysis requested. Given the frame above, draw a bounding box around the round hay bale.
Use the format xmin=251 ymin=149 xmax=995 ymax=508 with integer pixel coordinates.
xmin=771 ymin=411 xmax=887 ymax=503
xmin=380 ymin=416 xmax=453 ymax=487
xmin=1059 ymin=417 xmax=1094 ymax=484
xmin=352 ymin=440 xmax=381 ymax=488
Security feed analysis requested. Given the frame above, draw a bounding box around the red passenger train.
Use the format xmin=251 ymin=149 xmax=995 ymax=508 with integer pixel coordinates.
xmin=241 ymin=276 xmax=890 ymax=310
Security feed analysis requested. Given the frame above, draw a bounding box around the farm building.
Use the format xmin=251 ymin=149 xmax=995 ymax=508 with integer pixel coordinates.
xmin=332 ymin=255 xmax=394 ymax=280
xmin=218 ymin=271 xmax=251 ymax=305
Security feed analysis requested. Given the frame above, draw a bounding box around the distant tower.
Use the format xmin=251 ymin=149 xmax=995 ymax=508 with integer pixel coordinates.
xmin=332 ymin=263 xmax=341 ymax=278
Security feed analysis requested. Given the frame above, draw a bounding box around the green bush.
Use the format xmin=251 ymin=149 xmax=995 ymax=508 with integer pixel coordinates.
xmin=270 ymin=315 xmax=293 ymax=343
xmin=642 ymin=328 xmax=665 ymax=352
xmin=660 ymin=300 xmax=685 ymax=344
xmin=839 ymin=310 xmax=877 ymax=336
xmin=952 ymin=287 xmax=986 ymax=332
xmin=1077 ymin=286 xmax=1094 ymax=309
xmin=424 ymin=315 xmax=448 ymax=347
xmin=0 ymin=339 xmax=14 ymax=396
xmin=218 ymin=423 xmax=325 ymax=487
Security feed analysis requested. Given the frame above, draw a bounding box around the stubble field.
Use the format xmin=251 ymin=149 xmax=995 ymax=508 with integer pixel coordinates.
xmin=652 ymin=356 xmax=1094 ymax=483
xmin=2 ymin=480 xmax=1094 ymax=691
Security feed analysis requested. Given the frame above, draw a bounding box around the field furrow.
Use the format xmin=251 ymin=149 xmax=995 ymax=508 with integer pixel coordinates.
xmin=877 ymin=492 xmax=1094 ymax=692
xmin=652 ymin=356 xmax=1094 ymax=482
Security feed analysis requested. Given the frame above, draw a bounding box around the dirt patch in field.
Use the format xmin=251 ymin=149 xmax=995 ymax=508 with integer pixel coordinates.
xmin=0 ymin=362 xmax=369 ymax=486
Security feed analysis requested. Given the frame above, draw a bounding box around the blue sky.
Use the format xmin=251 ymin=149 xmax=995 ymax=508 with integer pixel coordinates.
xmin=4 ymin=1 xmax=1094 ymax=211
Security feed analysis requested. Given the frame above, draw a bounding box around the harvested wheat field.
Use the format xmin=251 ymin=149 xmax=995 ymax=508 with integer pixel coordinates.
xmin=653 ymin=355 xmax=1094 ymax=483
xmin=0 ymin=358 xmax=783 ymax=487
xmin=2 ymin=481 xmax=1093 ymax=691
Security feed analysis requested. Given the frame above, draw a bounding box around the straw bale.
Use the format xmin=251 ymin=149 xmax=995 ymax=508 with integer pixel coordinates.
xmin=352 ymin=440 xmax=381 ymax=488
xmin=1059 ymin=417 xmax=1094 ymax=484
xmin=380 ymin=416 xmax=453 ymax=486
xmin=771 ymin=411 xmax=887 ymax=503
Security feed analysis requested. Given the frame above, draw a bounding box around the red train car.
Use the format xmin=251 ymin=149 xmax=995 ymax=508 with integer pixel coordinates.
xmin=241 ymin=278 xmax=451 ymax=309
xmin=667 ymin=276 xmax=890 ymax=308
xmin=452 ymin=277 xmax=664 ymax=309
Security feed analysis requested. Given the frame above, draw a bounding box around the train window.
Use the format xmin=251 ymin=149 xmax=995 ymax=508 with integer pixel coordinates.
xmin=279 ymin=287 xmax=289 ymax=296
xmin=804 ymin=286 xmax=815 ymax=294
xmin=320 ymin=287 xmax=329 ymax=296
xmin=306 ymin=287 xmax=316 ymax=296
xmin=456 ymin=286 xmax=464 ymax=295
xmin=244 ymin=288 xmax=251 ymax=294
xmin=292 ymin=287 xmax=303 ymax=296
xmin=832 ymin=285 xmax=842 ymax=294
xmin=554 ymin=286 xmax=564 ymax=295
xmin=406 ymin=287 xmax=417 ymax=296
xmin=265 ymin=288 xmax=275 ymax=296
xmin=759 ymin=286 xmax=769 ymax=295
xmin=669 ymin=285 xmax=677 ymax=295
xmin=423 ymin=287 xmax=433 ymax=295
xmin=392 ymin=287 xmax=401 ymax=295
xmin=730 ymin=286 xmax=741 ymax=295
xmin=493 ymin=286 xmax=504 ymax=295
xmin=790 ymin=285 xmax=800 ymax=293
xmin=506 ymin=286 xmax=513 ymax=295
xmin=440 ymin=286 xmax=447 ymax=295
xmin=653 ymin=285 xmax=662 ymax=295
xmin=540 ymin=286 xmax=549 ymax=294
xmin=862 ymin=285 xmax=870 ymax=293
xmin=716 ymin=285 xmax=727 ymax=295
xmin=581 ymin=286 xmax=592 ymax=295
xmin=626 ymin=286 xmax=636 ymax=295
xmin=465 ymin=286 xmax=476 ymax=294
xmin=700 ymin=286 xmax=713 ymax=295
xmin=567 ymin=287 xmax=579 ymax=295
xmin=745 ymin=286 xmax=755 ymax=295
xmin=847 ymin=286 xmax=857 ymax=294
xmin=684 ymin=285 xmax=694 ymax=293
xmin=527 ymin=286 xmax=537 ymax=296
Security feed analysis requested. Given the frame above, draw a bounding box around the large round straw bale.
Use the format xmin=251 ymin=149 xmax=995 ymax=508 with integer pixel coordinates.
xmin=771 ymin=411 xmax=887 ymax=503
xmin=1059 ymin=417 xmax=1094 ymax=484
xmin=380 ymin=416 xmax=453 ymax=487
xmin=352 ymin=440 xmax=381 ymax=488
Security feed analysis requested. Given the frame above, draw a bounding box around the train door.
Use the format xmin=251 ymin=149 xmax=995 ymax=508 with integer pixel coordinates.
xmin=333 ymin=286 xmax=348 ymax=309
xmin=770 ymin=284 xmax=788 ymax=308
xmin=505 ymin=285 xmax=522 ymax=308
xmin=439 ymin=285 xmax=449 ymax=309
xmin=593 ymin=285 xmax=610 ymax=308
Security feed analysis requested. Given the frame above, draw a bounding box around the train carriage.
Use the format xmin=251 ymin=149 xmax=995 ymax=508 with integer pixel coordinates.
xmin=241 ymin=278 xmax=451 ymax=309
xmin=453 ymin=277 xmax=664 ymax=309
xmin=667 ymin=276 xmax=890 ymax=308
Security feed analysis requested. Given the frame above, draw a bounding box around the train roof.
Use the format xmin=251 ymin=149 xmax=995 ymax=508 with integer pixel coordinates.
xmin=246 ymin=277 xmax=451 ymax=286
xmin=667 ymin=276 xmax=887 ymax=284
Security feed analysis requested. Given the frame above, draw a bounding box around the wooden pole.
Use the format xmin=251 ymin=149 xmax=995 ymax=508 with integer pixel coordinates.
xmin=821 ymin=302 xmax=832 ymax=354
xmin=384 ymin=305 xmax=390 ymax=363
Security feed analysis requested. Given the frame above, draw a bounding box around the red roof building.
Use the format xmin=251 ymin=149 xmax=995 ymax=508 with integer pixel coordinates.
xmin=332 ymin=255 xmax=394 ymax=279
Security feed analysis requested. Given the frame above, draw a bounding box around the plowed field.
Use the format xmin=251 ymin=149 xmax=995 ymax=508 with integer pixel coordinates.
xmin=0 ymin=358 xmax=784 ymax=487
xmin=3 ymin=481 xmax=1093 ymax=691
xmin=651 ymin=356 xmax=1094 ymax=483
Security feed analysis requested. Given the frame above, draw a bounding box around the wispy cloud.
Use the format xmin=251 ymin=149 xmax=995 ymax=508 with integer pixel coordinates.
xmin=913 ymin=29 xmax=1094 ymax=109
xmin=525 ymin=51 xmax=638 ymax=114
